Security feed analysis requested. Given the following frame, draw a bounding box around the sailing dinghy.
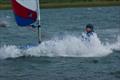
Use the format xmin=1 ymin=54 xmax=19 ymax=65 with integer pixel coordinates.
xmin=11 ymin=0 xmax=41 ymax=44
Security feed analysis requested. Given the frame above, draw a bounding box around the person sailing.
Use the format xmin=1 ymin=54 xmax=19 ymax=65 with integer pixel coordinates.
xmin=81 ymin=24 xmax=101 ymax=47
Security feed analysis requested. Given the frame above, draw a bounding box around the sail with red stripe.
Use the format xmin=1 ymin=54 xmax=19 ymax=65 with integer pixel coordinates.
xmin=11 ymin=0 xmax=38 ymax=26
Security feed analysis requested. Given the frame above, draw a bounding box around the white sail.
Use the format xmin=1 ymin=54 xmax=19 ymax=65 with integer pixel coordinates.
xmin=16 ymin=0 xmax=38 ymax=11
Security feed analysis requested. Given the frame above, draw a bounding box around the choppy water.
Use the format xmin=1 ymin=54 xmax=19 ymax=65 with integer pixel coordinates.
xmin=0 ymin=6 xmax=120 ymax=80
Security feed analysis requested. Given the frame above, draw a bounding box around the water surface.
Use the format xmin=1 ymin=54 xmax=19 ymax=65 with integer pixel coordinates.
xmin=0 ymin=6 xmax=120 ymax=80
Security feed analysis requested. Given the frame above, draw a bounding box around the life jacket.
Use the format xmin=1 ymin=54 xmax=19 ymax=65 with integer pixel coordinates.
xmin=81 ymin=32 xmax=95 ymax=42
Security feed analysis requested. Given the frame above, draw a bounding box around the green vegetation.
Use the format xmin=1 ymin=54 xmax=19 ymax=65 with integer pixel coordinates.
xmin=40 ymin=0 xmax=120 ymax=3
xmin=40 ymin=1 xmax=120 ymax=8
xmin=0 ymin=0 xmax=120 ymax=9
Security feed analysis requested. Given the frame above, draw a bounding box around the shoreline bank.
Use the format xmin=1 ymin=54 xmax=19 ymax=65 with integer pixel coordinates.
xmin=0 ymin=1 xmax=120 ymax=9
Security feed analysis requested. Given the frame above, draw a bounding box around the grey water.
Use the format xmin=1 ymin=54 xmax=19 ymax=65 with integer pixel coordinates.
xmin=0 ymin=6 xmax=120 ymax=80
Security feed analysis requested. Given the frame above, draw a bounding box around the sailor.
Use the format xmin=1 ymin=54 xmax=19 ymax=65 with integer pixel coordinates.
xmin=81 ymin=24 xmax=98 ymax=42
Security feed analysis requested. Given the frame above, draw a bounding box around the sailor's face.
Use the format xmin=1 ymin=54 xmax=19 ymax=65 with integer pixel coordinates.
xmin=85 ymin=28 xmax=92 ymax=32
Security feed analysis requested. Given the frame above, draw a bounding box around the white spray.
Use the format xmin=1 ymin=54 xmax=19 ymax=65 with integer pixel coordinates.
xmin=0 ymin=35 xmax=119 ymax=59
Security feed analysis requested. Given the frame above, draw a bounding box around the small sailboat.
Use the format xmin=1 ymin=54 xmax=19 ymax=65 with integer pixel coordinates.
xmin=11 ymin=0 xmax=41 ymax=44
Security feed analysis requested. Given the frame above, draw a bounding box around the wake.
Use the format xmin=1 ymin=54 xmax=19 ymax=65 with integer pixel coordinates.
xmin=0 ymin=35 xmax=119 ymax=59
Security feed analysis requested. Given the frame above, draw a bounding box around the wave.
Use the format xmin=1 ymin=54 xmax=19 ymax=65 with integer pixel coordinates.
xmin=0 ymin=45 xmax=22 ymax=59
xmin=0 ymin=35 xmax=119 ymax=59
xmin=106 ymin=36 xmax=120 ymax=51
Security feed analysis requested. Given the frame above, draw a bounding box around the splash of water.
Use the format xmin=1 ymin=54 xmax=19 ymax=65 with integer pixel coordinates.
xmin=0 ymin=45 xmax=22 ymax=59
xmin=0 ymin=35 xmax=119 ymax=59
xmin=26 ymin=35 xmax=112 ymax=57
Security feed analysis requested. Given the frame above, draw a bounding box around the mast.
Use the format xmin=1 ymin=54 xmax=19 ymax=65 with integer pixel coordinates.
xmin=37 ymin=0 xmax=41 ymax=44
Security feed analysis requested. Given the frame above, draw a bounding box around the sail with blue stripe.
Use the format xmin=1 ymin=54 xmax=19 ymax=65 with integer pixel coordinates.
xmin=12 ymin=0 xmax=42 ymax=43
xmin=11 ymin=0 xmax=38 ymax=26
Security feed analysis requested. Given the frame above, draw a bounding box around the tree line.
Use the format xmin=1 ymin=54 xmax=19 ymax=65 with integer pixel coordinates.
xmin=0 ymin=0 xmax=120 ymax=4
